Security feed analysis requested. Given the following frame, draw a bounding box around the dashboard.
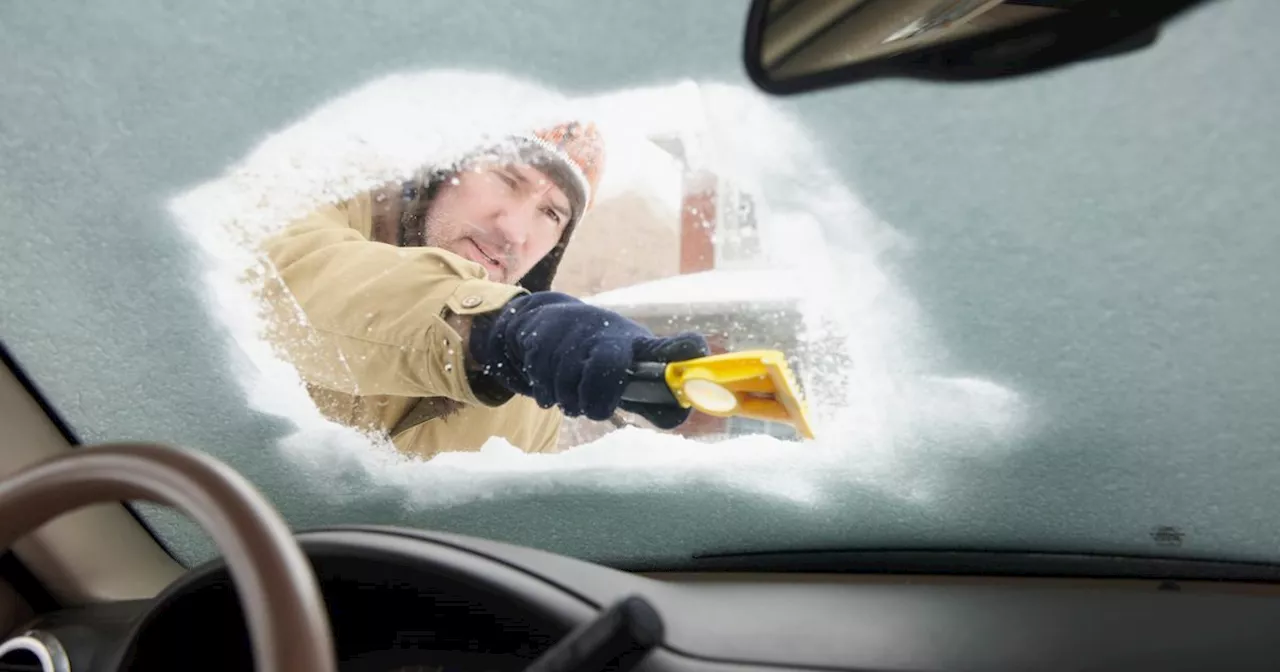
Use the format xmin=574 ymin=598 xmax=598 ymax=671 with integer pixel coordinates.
xmin=7 ymin=525 xmax=1280 ymax=671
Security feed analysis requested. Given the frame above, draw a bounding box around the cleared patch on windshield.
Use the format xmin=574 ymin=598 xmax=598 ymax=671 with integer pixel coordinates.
xmin=165 ymin=69 xmax=1031 ymax=514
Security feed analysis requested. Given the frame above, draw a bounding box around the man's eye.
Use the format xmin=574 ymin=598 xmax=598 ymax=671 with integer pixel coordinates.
xmin=496 ymin=172 xmax=517 ymax=187
xmin=542 ymin=207 xmax=562 ymax=225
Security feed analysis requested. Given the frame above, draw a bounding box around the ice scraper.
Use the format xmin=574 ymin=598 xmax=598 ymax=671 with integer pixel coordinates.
xmin=620 ymin=350 xmax=816 ymax=440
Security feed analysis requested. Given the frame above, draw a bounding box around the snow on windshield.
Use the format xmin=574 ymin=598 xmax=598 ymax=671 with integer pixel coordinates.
xmin=168 ymin=69 xmax=1030 ymax=510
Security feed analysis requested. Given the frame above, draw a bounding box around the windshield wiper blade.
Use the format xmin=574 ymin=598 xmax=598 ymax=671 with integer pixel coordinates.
xmin=684 ymin=548 xmax=1280 ymax=582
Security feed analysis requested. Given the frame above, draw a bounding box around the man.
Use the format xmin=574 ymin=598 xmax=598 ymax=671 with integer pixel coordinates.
xmin=258 ymin=121 xmax=709 ymax=460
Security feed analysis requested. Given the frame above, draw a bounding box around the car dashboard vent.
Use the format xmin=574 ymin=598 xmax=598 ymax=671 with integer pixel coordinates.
xmin=0 ymin=631 xmax=69 ymax=672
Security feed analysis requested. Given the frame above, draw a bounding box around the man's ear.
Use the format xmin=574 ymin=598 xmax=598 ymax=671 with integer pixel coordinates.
xmin=395 ymin=171 xmax=448 ymax=247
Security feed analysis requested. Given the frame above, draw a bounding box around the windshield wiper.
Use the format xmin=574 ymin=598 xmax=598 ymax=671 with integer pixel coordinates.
xmin=682 ymin=548 xmax=1280 ymax=583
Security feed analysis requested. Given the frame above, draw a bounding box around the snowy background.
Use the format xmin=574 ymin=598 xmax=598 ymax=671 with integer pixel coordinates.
xmin=3 ymin=0 xmax=1280 ymax=567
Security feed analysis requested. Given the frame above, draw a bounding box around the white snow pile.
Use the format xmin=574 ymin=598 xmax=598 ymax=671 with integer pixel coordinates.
xmin=168 ymin=68 xmax=1033 ymax=511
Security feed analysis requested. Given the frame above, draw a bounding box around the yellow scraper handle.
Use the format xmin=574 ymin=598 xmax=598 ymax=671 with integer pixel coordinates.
xmin=620 ymin=350 xmax=816 ymax=440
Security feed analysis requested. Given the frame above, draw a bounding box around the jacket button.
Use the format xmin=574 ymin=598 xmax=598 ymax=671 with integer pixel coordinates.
xmin=460 ymin=295 xmax=483 ymax=309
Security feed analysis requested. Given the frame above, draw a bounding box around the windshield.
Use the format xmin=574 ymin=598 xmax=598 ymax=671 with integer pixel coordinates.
xmin=1 ymin=0 xmax=1274 ymax=571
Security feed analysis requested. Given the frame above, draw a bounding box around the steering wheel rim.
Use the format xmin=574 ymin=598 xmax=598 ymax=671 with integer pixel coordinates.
xmin=0 ymin=442 xmax=336 ymax=672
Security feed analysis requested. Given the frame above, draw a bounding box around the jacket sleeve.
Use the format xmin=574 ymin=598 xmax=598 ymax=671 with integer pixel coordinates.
xmin=258 ymin=199 xmax=526 ymax=406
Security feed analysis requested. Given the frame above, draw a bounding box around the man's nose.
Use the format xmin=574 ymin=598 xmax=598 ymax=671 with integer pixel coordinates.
xmin=492 ymin=195 xmax=539 ymax=247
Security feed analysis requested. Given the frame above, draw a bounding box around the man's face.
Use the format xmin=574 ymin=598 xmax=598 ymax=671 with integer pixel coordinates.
xmin=423 ymin=162 xmax=573 ymax=284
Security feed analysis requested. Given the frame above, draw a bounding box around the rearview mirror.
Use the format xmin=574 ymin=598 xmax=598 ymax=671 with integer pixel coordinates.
xmin=743 ymin=0 xmax=1215 ymax=95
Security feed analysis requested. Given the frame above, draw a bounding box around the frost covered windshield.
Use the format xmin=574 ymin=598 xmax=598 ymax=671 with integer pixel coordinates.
xmin=2 ymin=1 xmax=1277 ymax=570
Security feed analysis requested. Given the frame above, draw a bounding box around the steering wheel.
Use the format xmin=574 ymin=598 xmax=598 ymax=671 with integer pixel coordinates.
xmin=0 ymin=442 xmax=336 ymax=672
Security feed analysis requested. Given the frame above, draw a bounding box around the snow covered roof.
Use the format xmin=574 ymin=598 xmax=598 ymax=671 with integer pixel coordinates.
xmin=582 ymin=268 xmax=807 ymax=316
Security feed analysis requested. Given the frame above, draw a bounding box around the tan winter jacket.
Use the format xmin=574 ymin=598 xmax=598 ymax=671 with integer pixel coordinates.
xmin=257 ymin=192 xmax=563 ymax=459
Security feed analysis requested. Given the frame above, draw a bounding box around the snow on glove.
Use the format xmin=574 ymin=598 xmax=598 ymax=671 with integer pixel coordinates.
xmin=469 ymin=292 xmax=710 ymax=428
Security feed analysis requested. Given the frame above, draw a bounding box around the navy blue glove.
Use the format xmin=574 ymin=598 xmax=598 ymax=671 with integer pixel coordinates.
xmin=468 ymin=292 xmax=710 ymax=429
